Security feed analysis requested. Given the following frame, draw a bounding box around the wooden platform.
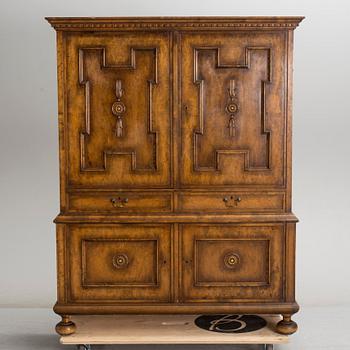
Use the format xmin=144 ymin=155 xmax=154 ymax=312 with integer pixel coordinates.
xmin=60 ymin=315 xmax=288 ymax=345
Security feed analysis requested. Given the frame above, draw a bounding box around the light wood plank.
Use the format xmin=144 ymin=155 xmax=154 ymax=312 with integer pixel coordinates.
xmin=60 ymin=315 xmax=288 ymax=345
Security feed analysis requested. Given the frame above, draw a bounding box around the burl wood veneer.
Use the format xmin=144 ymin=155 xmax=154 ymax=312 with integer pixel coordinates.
xmin=46 ymin=16 xmax=303 ymax=336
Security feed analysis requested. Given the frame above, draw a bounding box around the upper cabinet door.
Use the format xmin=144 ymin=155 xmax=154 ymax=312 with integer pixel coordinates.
xmin=180 ymin=32 xmax=288 ymax=188
xmin=65 ymin=32 xmax=171 ymax=188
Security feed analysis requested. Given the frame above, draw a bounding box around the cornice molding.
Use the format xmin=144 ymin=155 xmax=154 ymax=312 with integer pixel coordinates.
xmin=46 ymin=17 xmax=304 ymax=31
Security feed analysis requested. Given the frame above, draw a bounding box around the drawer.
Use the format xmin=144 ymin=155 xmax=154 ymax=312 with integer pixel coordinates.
xmin=67 ymin=224 xmax=171 ymax=302
xmin=178 ymin=192 xmax=284 ymax=212
xmin=181 ymin=224 xmax=284 ymax=302
xmin=68 ymin=192 xmax=172 ymax=213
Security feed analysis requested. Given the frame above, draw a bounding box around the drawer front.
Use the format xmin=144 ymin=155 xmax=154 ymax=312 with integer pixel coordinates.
xmin=68 ymin=224 xmax=171 ymax=302
xmin=178 ymin=192 xmax=284 ymax=212
xmin=68 ymin=192 xmax=172 ymax=213
xmin=181 ymin=224 xmax=284 ymax=302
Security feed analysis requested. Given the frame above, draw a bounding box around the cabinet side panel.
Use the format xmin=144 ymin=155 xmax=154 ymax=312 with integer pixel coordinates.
xmin=285 ymin=30 xmax=294 ymax=211
xmin=56 ymin=32 xmax=67 ymax=210
xmin=285 ymin=222 xmax=296 ymax=302
xmin=56 ymin=224 xmax=67 ymax=304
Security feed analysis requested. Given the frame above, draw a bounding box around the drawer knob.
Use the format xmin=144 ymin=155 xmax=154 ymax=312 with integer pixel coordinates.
xmin=112 ymin=254 xmax=129 ymax=269
xmin=111 ymin=197 xmax=129 ymax=208
xmin=224 ymin=253 xmax=240 ymax=269
xmin=223 ymin=196 xmax=242 ymax=207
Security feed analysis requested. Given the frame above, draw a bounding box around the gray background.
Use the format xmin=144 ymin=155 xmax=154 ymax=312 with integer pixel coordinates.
xmin=0 ymin=0 xmax=349 ymax=309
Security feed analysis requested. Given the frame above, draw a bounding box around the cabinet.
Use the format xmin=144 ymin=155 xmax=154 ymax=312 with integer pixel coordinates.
xmin=47 ymin=16 xmax=303 ymax=336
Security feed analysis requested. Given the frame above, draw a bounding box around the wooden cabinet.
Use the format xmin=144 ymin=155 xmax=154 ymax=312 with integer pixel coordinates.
xmin=47 ymin=16 xmax=303 ymax=336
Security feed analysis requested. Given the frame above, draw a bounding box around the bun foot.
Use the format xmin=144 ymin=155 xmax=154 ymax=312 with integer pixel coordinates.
xmin=55 ymin=315 xmax=76 ymax=336
xmin=276 ymin=315 xmax=298 ymax=335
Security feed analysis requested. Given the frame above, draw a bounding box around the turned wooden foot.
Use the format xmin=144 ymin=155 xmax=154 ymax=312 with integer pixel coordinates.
xmin=55 ymin=315 xmax=76 ymax=336
xmin=276 ymin=314 xmax=298 ymax=335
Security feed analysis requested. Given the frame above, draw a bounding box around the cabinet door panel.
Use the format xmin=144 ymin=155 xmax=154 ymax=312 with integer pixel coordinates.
xmin=65 ymin=32 xmax=171 ymax=188
xmin=68 ymin=224 xmax=171 ymax=302
xmin=181 ymin=224 xmax=284 ymax=302
xmin=180 ymin=32 xmax=287 ymax=187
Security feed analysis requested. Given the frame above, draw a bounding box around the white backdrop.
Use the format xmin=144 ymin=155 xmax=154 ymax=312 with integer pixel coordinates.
xmin=0 ymin=0 xmax=349 ymax=308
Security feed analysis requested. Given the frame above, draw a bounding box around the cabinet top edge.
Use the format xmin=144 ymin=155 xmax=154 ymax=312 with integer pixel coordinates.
xmin=45 ymin=16 xmax=305 ymax=31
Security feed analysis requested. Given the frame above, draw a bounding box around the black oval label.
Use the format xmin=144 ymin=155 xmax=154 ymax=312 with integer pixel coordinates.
xmin=194 ymin=314 xmax=267 ymax=333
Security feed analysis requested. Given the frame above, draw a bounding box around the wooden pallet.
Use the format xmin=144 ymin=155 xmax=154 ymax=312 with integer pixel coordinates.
xmin=60 ymin=315 xmax=288 ymax=349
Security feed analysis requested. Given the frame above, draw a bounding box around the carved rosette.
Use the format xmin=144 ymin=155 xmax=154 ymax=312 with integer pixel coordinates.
xmin=224 ymin=252 xmax=240 ymax=269
xmin=112 ymin=253 xmax=129 ymax=269
xmin=111 ymin=80 xmax=126 ymax=137
xmin=226 ymin=79 xmax=239 ymax=137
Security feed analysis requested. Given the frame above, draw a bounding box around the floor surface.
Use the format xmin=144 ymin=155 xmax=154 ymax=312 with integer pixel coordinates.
xmin=0 ymin=307 xmax=348 ymax=350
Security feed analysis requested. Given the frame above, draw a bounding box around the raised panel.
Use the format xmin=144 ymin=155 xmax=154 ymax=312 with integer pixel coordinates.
xmin=68 ymin=224 xmax=171 ymax=302
xmin=82 ymin=239 xmax=158 ymax=287
xmin=195 ymin=239 xmax=270 ymax=286
xmin=181 ymin=224 xmax=284 ymax=302
xmin=193 ymin=47 xmax=271 ymax=171
xmin=65 ymin=32 xmax=171 ymax=188
xmin=79 ymin=48 xmax=158 ymax=172
xmin=180 ymin=32 xmax=287 ymax=187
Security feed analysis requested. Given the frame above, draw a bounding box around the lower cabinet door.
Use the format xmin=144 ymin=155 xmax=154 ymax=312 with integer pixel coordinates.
xmin=68 ymin=224 xmax=171 ymax=303
xmin=181 ymin=224 xmax=284 ymax=302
